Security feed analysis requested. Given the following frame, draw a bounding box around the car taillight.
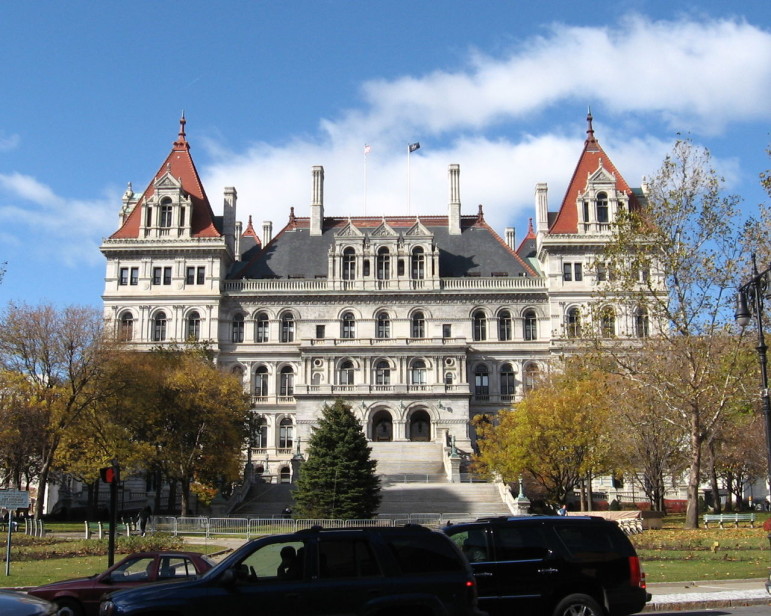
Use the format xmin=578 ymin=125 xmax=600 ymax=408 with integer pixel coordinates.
xmin=628 ymin=556 xmax=646 ymax=589
xmin=465 ymin=577 xmax=478 ymax=601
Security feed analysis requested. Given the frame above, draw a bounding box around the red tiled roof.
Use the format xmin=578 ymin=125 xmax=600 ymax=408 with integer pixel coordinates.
xmin=110 ymin=116 xmax=220 ymax=239
xmin=549 ymin=113 xmax=635 ymax=234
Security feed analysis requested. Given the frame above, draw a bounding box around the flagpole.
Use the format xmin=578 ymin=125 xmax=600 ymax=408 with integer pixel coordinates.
xmin=364 ymin=144 xmax=370 ymax=216
xmin=407 ymin=143 xmax=411 ymax=216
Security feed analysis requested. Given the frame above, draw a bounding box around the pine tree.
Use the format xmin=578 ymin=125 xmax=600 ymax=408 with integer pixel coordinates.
xmin=293 ymin=398 xmax=381 ymax=519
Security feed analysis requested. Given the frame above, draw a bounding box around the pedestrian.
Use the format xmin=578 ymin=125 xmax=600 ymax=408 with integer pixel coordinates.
xmin=557 ymin=504 xmax=567 ymax=516
xmin=139 ymin=506 xmax=151 ymax=536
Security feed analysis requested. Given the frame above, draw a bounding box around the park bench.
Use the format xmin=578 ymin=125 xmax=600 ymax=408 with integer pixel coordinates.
xmin=702 ymin=512 xmax=755 ymax=528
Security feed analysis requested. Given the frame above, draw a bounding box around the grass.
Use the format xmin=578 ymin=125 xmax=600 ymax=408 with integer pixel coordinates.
xmin=630 ymin=513 xmax=771 ymax=583
xmin=2 ymin=515 xmax=770 ymax=587
xmin=0 ymin=532 xmax=228 ymax=588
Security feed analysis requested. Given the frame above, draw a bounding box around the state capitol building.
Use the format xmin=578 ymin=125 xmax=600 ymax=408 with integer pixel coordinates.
xmin=100 ymin=113 xmax=648 ymax=483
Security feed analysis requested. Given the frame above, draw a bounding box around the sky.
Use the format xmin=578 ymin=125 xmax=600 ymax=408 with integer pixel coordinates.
xmin=1 ymin=1 xmax=769 ymax=308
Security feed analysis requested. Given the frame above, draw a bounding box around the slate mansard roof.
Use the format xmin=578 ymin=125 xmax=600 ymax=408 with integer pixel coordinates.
xmin=228 ymin=212 xmax=538 ymax=281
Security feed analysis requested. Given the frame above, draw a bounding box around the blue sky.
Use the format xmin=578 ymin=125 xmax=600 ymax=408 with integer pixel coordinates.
xmin=1 ymin=1 xmax=769 ymax=308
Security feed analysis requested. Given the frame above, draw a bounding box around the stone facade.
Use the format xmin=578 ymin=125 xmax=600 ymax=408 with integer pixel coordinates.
xmin=101 ymin=113 xmax=647 ymax=483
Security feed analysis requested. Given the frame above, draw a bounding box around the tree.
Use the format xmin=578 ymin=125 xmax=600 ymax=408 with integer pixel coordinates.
xmin=473 ymin=362 xmax=615 ymax=506
xmin=0 ymin=302 xmax=112 ymax=518
xmin=0 ymin=371 xmax=45 ymax=490
xmin=293 ymin=398 xmax=381 ymax=519
xmin=596 ymin=139 xmax=750 ymax=528
xmin=105 ymin=345 xmax=250 ymax=515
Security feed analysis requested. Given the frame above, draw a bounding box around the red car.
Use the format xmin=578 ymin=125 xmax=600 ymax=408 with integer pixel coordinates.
xmin=27 ymin=551 xmax=214 ymax=616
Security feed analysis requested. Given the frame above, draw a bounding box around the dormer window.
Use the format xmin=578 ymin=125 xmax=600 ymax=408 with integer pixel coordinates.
xmin=411 ymin=247 xmax=425 ymax=280
xmin=377 ymin=247 xmax=390 ymax=280
xmin=596 ymin=192 xmax=609 ymax=223
xmin=159 ymin=198 xmax=173 ymax=228
xmin=342 ymin=247 xmax=356 ymax=280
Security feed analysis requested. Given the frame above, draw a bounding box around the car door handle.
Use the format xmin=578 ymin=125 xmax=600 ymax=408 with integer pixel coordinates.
xmin=538 ymin=568 xmax=559 ymax=574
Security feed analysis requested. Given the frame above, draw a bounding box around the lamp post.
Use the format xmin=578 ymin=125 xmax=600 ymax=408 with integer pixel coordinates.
xmin=734 ymin=254 xmax=771 ymax=509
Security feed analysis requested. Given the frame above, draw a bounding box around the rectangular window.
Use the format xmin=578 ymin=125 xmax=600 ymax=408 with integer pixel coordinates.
xmin=442 ymin=324 xmax=452 ymax=338
xmin=163 ymin=266 xmax=172 ymax=285
xmin=563 ymin=263 xmax=572 ymax=282
xmin=152 ymin=267 xmax=162 ymax=285
xmin=597 ymin=263 xmax=607 ymax=282
xmin=119 ymin=268 xmax=129 ymax=286
xmin=197 ymin=266 xmax=205 ymax=284
xmin=574 ymin=263 xmax=583 ymax=281
xmin=186 ymin=267 xmax=195 ymax=285
xmin=316 ymin=325 xmax=325 ymax=339
xmin=130 ymin=267 xmax=139 ymax=285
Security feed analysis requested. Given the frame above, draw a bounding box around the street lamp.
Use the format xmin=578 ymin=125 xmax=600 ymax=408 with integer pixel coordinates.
xmin=734 ymin=254 xmax=771 ymax=510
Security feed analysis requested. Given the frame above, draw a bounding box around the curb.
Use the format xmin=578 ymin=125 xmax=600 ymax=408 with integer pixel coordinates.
xmin=645 ymin=597 xmax=770 ymax=612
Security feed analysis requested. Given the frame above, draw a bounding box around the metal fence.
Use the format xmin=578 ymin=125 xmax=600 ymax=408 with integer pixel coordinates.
xmin=148 ymin=512 xmax=500 ymax=539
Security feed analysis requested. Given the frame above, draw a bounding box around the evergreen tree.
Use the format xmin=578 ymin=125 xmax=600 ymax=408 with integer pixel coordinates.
xmin=293 ymin=399 xmax=381 ymax=519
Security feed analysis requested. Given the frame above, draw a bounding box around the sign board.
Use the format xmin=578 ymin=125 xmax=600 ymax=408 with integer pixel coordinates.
xmin=0 ymin=490 xmax=29 ymax=510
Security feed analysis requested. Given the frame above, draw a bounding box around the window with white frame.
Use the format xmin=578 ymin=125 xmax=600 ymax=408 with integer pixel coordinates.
xmin=254 ymin=366 xmax=268 ymax=397
xmin=341 ymin=312 xmax=356 ymax=339
xmin=339 ymin=360 xmax=355 ymax=385
xmin=280 ymin=366 xmax=294 ymax=397
xmin=232 ymin=314 xmax=244 ymax=343
xmin=474 ymin=364 xmax=489 ymax=400
xmin=152 ymin=312 xmax=167 ymax=342
xmin=187 ymin=311 xmax=200 ymax=341
xmin=500 ymin=363 xmax=515 ymax=399
xmin=411 ymin=311 xmax=425 ymax=338
xmin=523 ymin=310 xmax=537 ymax=341
xmin=280 ymin=313 xmax=295 ymax=343
xmin=376 ymin=247 xmax=390 ymax=280
xmin=473 ymin=310 xmax=487 ymax=341
xmin=342 ymin=247 xmax=356 ymax=280
xmin=376 ymin=312 xmax=390 ymax=339
xmin=375 ymin=360 xmax=390 ymax=385
xmin=119 ymin=312 xmax=133 ymax=341
xmin=498 ymin=310 xmax=512 ymax=341
xmin=279 ymin=417 xmax=294 ymax=449
xmin=255 ymin=312 xmax=269 ymax=343
xmin=411 ymin=247 xmax=425 ymax=279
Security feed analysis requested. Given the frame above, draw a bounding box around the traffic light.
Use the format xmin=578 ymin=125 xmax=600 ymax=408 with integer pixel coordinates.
xmin=100 ymin=466 xmax=118 ymax=484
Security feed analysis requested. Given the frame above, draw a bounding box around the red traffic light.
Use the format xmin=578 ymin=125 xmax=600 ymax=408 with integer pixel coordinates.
xmin=100 ymin=466 xmax=118 ymax=483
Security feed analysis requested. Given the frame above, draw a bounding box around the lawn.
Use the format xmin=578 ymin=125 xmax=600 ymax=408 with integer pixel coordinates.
xmin=630 ymin=513 xmax=771 ymax=583
xmin=0 ymin=532 xmax=228 ymax=588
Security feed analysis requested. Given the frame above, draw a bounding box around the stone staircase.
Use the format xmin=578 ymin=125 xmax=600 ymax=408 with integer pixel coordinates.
xmin=229 ymin=441 xmax=512 ymax=519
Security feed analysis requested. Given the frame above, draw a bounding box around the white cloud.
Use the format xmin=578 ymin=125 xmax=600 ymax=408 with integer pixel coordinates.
xmin=0 ymin=132 xmax=20 ymax=152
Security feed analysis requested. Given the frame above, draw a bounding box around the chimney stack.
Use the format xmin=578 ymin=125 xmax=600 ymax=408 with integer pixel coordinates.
xmin=448 ymin=164 xmax=461 ymax=235
xmin=262 ymin=220 xmax=273 ymax=245
xmin=535 ymin=183 xmax=549 ymax=233
xmin=311 ymin=165 xmax=324 ymax=236
xmin=505 ymin=227 xmax=516 ymax=249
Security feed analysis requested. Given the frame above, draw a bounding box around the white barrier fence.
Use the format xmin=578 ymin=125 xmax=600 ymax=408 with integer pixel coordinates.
xmin=149 ymin=512 xmax=497 ymax=539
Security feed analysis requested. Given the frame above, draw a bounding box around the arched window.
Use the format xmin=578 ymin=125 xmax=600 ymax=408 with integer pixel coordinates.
xmin=186 ymin=311 xmax=200 ymax=341
xmin=341 ymin=311 xmax=356 ymax=339
xmin=342 ymin=247 xmax=356 ymax=280
xmin=410 ymin=359 xmax=427 ymax=385
xmin=444 ymin=372 xmax=454 ymax=385
xmin=376 ymin=312 xmax=390 ymax=339
xmin=254 ymin=366 xmax=269 ymax=398
xmin=250 ymin=415 xmax=268 ymax=449
xmin=600 ymin=307 xmax=616 ymax=338
xmin=411 ymin=311 xmax=425 ymax=338
xmin=255 ymin=312 xmax=269 ymax=343
xmin=119 ymin=312 xmax=134 ymax=342
xmin=566 ymin=307 xmax=582 ymax=338
xmin=635 ymin=307 xmax=650 ymax=338
xmin=376 ymin=247 xmax=390 ymax=280
xmin=279 ymin=366 xmax=294 ymax=397
xmin=279 ymin=417 xmax=294 ymax=449
xmin=596 ymin=192 xmax=609 ymax=223
xmin=473 ymin=310 xmax=487 ymax=341
xmin=524 ymin=363 xmax=540 ymax=391
xmin=152 ymin=311 xmax=167 ymax=342
xmin=339 ymin=360 xmax=355 ymax=385
xmin=523 ymin=310 xmax=537 ymax=341
xmin=159 ymin=198 xmax=173 ymax=228
xmin=280 ymin=313 xmax=295 ymax=343
xmin=374 ymin=360 xmax=391 ymax=385
xmin=498 ymin=310 xmax=512 ymax=341
xmin=474 ymin=364 xmax=489 ymax=400
xmin=231 ymin=313 xmax=244 ymax=343
xmin=500 ymin=363 xmax=515 ymax=399
xmin=411 ymin=247 xmax=425 ymax=279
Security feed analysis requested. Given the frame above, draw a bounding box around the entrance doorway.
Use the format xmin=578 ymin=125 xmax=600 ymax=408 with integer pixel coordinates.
xmin=372 ymin=410 xmax=393 ymax=441
xmin=409 ymin=410 xmax=431 ymax=442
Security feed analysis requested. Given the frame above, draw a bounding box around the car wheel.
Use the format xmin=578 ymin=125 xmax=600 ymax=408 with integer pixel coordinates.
xmin=552 ymin=593 xmax=605 ymax=616
xmin=55 ymin=598 xmax=84 ymax=616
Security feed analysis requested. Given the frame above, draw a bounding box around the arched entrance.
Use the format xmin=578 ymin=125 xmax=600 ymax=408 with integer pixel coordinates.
xmin=409 ymin=410 xmax=431 ymax=442
xmin=372 ymin=410 xmax=393 ymax=441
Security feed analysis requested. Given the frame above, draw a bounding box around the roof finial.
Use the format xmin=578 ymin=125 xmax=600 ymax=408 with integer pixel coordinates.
xmin=174 ymin=112 xmax=190 ymax=150
xmin=586 ymin=107 xmax=595 ymax=143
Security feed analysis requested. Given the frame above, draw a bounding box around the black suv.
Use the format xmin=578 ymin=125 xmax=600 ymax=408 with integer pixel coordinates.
xmin=99 ymin=525 xmax=485 ymax=616
xmin=444 ymin=516 xmax=650 ymax=616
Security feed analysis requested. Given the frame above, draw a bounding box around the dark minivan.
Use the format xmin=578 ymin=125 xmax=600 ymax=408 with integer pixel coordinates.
xmin=100 ymin=525 xmax=485 ymax=616
xmin=444 ymin=516 xmax=650 ymax=616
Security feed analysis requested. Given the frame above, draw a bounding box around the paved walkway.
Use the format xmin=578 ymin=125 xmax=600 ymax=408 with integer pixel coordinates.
xmin=645 ymin=578 xmax=769 ymax=611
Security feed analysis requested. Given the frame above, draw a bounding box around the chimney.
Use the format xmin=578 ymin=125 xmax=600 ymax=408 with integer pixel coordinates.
xmin=262 ymin=221 xmax=273 ymax=245
xmin=505 ymin=227 xmax=515 ymax=249
xmin=535 ymin=183 xmax=549 ymax=233
xmin=234 ymin=220 xmax=243 ymax=261
xmin=223 ymin=187 xmax=237 ymax=255
xmin=311 ymin=165 xmax=324 ymax=236
xmin=448 ymin=164 xmax=461 ymax=235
